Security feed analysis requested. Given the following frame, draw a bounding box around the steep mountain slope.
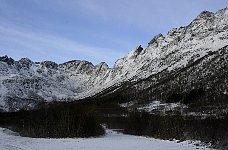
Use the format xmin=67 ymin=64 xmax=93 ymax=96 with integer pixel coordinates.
xmin=100 ymin=45 xmax=228 ymax=116
xmin=0 ymin=7 xmax=228 ymax=112
xmin=77 ymin=7 xmax=228 ymax=99
xmin=0 ymin=58 xmax=110 ymax=111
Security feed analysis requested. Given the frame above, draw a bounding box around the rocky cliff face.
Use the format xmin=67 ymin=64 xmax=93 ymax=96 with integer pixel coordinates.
xmin=0 ymin=7 xmax=228 ymax=112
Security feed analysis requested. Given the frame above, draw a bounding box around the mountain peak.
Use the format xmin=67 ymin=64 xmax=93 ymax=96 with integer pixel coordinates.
xmin=95 ymin=62 xmax=109 ymax=74
xmin=148 ymin=33 xmax=164 ymax=45
xmin=18 ymin=58 xmax=33 ymax=68
xmin=97 ymin=62 xmax=109 ymax=68
xmin=216 ymin=7 xmax=228 ymax=14
xmin=196 ymin=10 xmax=214 ymax=20
xmin=40 ymin=61 xmax=58 ymax=69
xmin=215 ymin=7 xmax=228 ymax=19
xmin=0 ymin=55 xmax=14 ymax=65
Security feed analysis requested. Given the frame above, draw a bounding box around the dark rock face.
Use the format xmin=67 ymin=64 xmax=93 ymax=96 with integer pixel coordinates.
xmin=148 ymin=33 xmax=164 ymax=45
xmin=134 ymin=45 xmax=143 ymax=55
xmin=196 ymin=11 xmax=214 ymax=20
xmin=60 ymin=60 xmax=82 ymax=70
xmin=0 ymin=55 xmax=14 ymax=65
xmin=40 ymin=61 xmax=58 ymax=69
xmin=60 ymin=60 xmax=95 ymax=74
xmin=76 ymin=61 xmax=94 ymax=74
xmin=18 ymin=58 xmax=33 ymax=68
xmin=95 ymin=62 xmax=109 ymax=75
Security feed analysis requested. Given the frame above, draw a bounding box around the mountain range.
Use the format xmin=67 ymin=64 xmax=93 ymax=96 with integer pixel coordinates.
xmin=0 ymin=7 xmax=228 ymax=112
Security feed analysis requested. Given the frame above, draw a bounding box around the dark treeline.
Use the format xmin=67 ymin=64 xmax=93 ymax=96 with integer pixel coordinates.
xmin=0 ymin=96 xmax=128 ymax=138
xmin=0 ymin=99 xmax=228 ymax=149
xmin=0 ymin=94 xmax=228 ymax=149
xmin=0 ymin=102 xmax=104 ymax=138
xmin=123 ymin=111 xmax=228 ymax=149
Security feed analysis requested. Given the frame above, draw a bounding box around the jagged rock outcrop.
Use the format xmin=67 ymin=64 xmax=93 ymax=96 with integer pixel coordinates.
xmin=95 ymin=62 xmax=109 ymax=75
xmin=0 ymin=56 xmax=14 ymax=65
xmin=0 ymin=7 xmax=228 ymax=112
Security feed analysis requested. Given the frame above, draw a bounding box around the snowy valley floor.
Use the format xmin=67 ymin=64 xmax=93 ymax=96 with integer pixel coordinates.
xmin=0 ymin=128 xmax=211 ymax=150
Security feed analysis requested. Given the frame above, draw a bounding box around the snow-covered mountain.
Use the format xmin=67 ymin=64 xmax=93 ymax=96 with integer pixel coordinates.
xmin=0 ymin=7 xmax=228 ymax=112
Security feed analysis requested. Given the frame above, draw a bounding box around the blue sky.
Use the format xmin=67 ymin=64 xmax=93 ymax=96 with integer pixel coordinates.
xmin=0 ymin=0 xmax=227 ymax=67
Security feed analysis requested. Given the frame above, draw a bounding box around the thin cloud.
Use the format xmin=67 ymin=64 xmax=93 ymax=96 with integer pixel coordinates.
xmin=0 ymin=24 xmax=124 ymax=66
xmin=30 ymin=0 xmax=226 ymax=33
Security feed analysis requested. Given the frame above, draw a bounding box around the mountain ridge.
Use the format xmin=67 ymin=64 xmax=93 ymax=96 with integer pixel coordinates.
xmin=0 ymin=7 xmax=228 ymax=112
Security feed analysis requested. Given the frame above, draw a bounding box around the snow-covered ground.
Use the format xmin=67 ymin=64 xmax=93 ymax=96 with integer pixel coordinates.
xmin=0 ymin=128 xmax=211 ymax=150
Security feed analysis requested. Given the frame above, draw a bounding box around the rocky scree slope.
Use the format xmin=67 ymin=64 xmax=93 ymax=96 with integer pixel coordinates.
xmin=0 ymin=7 xmax=228 ymax=112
